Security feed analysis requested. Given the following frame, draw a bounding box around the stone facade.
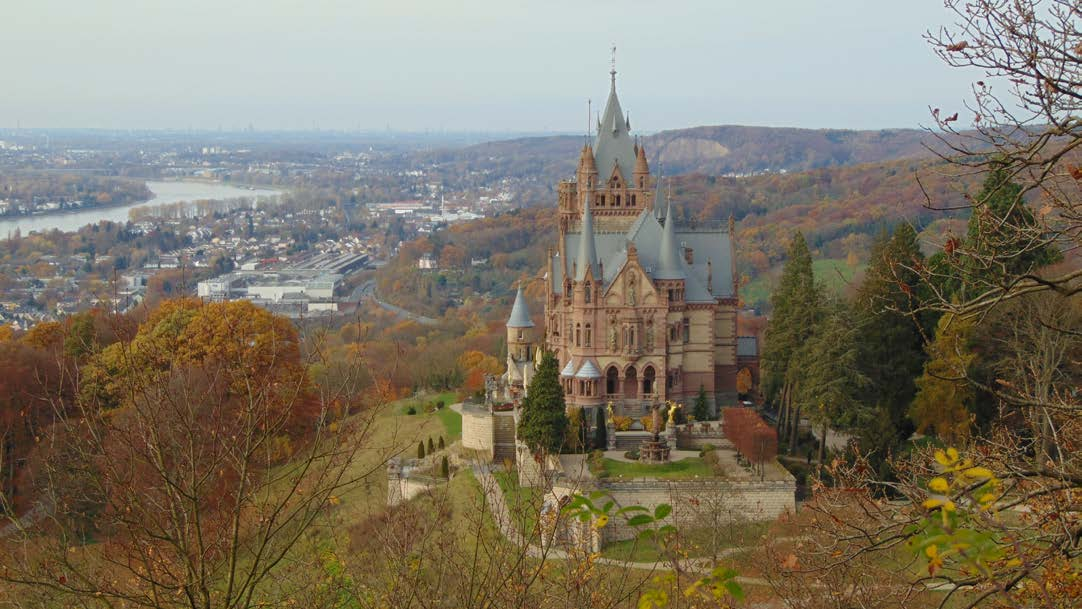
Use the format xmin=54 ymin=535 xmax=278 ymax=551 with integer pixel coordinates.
xmin=525 ymin=71 xmax=752 ymax=423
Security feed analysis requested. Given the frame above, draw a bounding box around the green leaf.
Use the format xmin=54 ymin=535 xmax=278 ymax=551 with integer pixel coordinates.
xmin=626 ymin=514 xmax=654 ymax=527
xmin=654 ymin=504 xmax=672 ymax=520
xmin=602 ymin=501 xmax=614 ymax=514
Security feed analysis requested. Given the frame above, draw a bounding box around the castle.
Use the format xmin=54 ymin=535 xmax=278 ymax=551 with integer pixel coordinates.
xmin=501 ymin=66 xmax=755 ymax=420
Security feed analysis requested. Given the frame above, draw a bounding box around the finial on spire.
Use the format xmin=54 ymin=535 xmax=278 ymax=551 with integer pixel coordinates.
xmin=610 ymin=44 xmax=617 ymax=89
xmin=587 ymin=99 xmax=592 ymax=140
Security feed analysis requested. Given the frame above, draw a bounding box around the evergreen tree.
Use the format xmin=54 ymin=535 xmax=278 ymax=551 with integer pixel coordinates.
xmin=427 ymin=437 xmax=435 ymax=454
xmin=854 ymin=224 xmax=932 ymax=442
xmin=417 ymin=441 xmax=425 ymax=460
xmin=438 ymin=436 xmax=445 ymax=450
xmin=910 ymin=313 xmax=978 ymax=443
xmin=594 ymin=406 xmax=607 ymax=449
xmin=440 ymin=456 xmax=449 ymax=479
xmin=793 ymin=301 xmax=868 ymax=463
xmin=516 ymin=350 xmax=569 ymax=457
xmin=693 ymin=385 xmax=711 ymax=421
xmin=934 ymin=166 xmax=1062 ymax=302
xmin=762 ymin=232 xmax=822 ymax=449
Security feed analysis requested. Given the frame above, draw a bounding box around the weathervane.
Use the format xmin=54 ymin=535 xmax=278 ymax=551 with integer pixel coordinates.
xmin=610 ymin=44 xmax=617 ymax=85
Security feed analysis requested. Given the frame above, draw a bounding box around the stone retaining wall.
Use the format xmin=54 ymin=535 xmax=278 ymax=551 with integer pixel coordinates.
xmin=595 ymin=477 xmax=796 ymax=543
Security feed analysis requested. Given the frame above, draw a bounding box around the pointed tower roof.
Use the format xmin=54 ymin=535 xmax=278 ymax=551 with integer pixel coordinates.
xmin=655 ymin=198 xmax=686 ymax=280
xmin=579 ymin=143 xmax=596 ymax=173
xmin=506 ymin=287 xmax=535 ymax=328
xmin=593 ymin=68 xmax=637 ymax=182
xmin=634 ymin=141 xmax=649 ymax=175
xmin=653 ymin=176 xmax=668 ymax=220
xmin=575 ymin=199 xmax=600 ymax=281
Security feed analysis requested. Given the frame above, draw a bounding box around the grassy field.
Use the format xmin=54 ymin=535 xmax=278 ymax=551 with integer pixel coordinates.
xmin=602 ymin=522 xmax=769 ymax=562
xmin=741 ymin=257 xmax=866 ymax=311
xmin=601 ymin=457 xmax=713 ymax=479
xmin=492 ymin=469 xmax=543 ymax=540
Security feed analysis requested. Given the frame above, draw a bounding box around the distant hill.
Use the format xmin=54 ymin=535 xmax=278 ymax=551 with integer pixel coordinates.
xmin=423 ymin=125 xmax=944 ymax=186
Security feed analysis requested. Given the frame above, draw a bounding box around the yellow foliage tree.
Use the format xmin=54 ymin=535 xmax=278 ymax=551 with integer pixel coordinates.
xmin=909 ymin=314 xmax=975 ymax=443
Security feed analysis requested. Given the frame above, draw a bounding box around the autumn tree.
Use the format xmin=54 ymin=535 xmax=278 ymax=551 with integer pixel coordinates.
xmin=909 ymin=314 xmax=979 ymax=443
xmin=0 ymin=299 xmax=380 ymax=609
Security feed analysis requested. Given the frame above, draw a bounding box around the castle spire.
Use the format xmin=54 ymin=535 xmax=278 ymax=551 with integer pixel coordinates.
xmin=574 ymin=199 xmax=599 ymax=281
xmin=594 ymin=52 xmax=636 ymax=181
xmin=655 ymin=197 xmax=686 ymax=280
xmin=506 ymin=287 xmax=535 ymax=328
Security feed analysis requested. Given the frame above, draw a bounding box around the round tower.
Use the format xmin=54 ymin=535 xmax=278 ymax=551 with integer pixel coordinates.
xmin=506 ymin=287 xmax=535 ymax=363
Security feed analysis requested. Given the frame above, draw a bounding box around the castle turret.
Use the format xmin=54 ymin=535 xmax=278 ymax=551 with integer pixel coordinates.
xmin=506 ymin=287 xmax=535 ymax=363
xmin=633 ymin=141 xmax=650 ymax=191
xmin=574 ymin=200 xmax=599 ymax=282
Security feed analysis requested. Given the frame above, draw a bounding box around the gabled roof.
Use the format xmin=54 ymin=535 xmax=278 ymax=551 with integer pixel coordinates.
xmin=506 ymin=287 xmax=534 ymax=328
xmin=563 ymin=203 xmax=736 ymax=301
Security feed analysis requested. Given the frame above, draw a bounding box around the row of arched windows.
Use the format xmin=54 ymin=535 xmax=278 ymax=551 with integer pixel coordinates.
xmin=603 ymin=365 xmax=656 ymax=396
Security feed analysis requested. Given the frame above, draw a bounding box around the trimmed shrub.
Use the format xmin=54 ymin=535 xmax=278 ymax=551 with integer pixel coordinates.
xmin=440 ymin=456 xmax=449 ymax=478
xmin=417 ymin=441 xmax=425 ymax=460
xmin=406 ymin=406 xmax=417 ymax=415
xmin=436 ymin=399 xmax=446 ymax=410
xmin=438 ymin=436 xmax=445 ymax=450
xmin=427 ymin=437 xmax=435 ymax=455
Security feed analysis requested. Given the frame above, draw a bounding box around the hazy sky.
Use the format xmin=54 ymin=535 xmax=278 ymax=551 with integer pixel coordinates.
xmin=3 ymin=0 xmax=982 ymax=132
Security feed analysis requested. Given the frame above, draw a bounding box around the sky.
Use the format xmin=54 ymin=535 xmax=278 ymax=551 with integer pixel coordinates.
xmin=1 ymin=0 xmax=983 ymax=132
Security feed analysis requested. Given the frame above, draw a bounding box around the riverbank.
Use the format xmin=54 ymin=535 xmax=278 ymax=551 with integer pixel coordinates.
xmin=0 ymin=180 xmax=281 ymax=236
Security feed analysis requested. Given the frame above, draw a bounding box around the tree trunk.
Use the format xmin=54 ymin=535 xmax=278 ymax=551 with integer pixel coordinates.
xmin=778 ymin=381 xmax=790 ymax=438
xmin=788 ymin=403 xmax=801 ymax=455
xmin=818 ymin=421 xmax=828 ymax=464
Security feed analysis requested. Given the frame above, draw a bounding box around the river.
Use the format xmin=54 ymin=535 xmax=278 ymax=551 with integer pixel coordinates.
xmin=0 ymin=180 xmax=281 ymax=236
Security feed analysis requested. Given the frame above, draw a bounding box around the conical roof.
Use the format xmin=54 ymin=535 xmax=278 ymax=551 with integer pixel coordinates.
xmin=634 ymin=142 xmax=649 ymax=175
xmin=575 ymin=359 xmax=602 ymax=379
xmin=593 ymin=74 xmax=637 ymax=181
xmin=574 ymin=200 xmax=599 ymax=281
xmin=655 ymin=198 xmax=686 ymax=280
xmin=506 ymin=287 xmax=535 ymax=328
xmin=654 ymin=176 xmax=668 ymax=220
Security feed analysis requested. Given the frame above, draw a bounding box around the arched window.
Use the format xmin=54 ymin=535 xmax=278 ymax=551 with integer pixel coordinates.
xmin=615 ymin=195 xmax=621 ymax=206
xmin=584 ymin=285 xmax=592 ymax=303
xmin=643 ymin=366 xmax=656 ymax=395
xmin=584 ymin=323 xmax=592 ymax=347
xmin=606 ymin=366 xmax=619 ymax=395
xmin=575 ymin=323 xmax=581 ymax=347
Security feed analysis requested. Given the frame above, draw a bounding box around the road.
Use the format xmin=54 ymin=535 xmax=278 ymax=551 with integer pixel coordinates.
xmin=352 ymin=279 xmax=438 ymax=326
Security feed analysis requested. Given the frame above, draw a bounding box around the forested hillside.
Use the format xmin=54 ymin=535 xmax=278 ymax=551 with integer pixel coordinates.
xmin=421 ymin=125 xmax=947 ymax=190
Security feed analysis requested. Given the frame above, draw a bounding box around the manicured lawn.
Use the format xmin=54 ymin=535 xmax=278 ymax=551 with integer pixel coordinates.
xmin=601 ymin=457 xmax=713 ymax=479
xmin=742 ymin=257 xmax=866 ymax=311
xmin=602 ymin=522 xmax=769 ymax=562
xmin=437 ymin=406 xmax=462 ymax=440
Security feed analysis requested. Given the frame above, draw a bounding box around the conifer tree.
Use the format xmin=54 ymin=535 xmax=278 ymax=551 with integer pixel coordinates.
xmin=693 ymin=385 xmax=710 ymax=421
xmin=594 ymin=406 xmax=607 ymax=450
xmin=438 ymin=436 xmax=445 ymax=451
xmin=427 ymin=437 xmax=435 ymax=455
xmin=854 ymin=224 xmax=932 ymax=442
xmin=762 ymin=232 xmax=822 ymax=449
xmin=794 ymin=301 xmax=868 ymax=463
xmin=439 ymin=456 xmax=449 ymax=479
xmin=516 ymin=350 xmax=569 ymax=457
xmin=417 ymin=441 xmax=425 ymax=460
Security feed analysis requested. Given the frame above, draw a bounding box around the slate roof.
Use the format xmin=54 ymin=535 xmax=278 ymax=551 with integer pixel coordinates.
xmin=593 ymin=77 xmax=636 ymax=181
xmin=737 ymin=336 xmax=759 ymax=357
xmin=574 ymin=359 xmax=602 ymax=379
xmin=506 ymin=287 xmax=535 ymax=328
xmin=561 ymin=201 xmax=735 ymax=302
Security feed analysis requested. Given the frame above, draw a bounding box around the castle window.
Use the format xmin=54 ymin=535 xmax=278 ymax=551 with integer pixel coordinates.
xmin=575 ymin=323 xmax=581 ymax=347
xmin=631 ymin=194 xmax=637 ymax=206
xmin=518 ymin=329 xmax=524 ymax=341
xmin=606 ymin=367 xmax=618 ymax=394
xmin=639 ymin=177 xmax=645 ymax=188
xmin=584 ymin=285 xmax=591 ymax=303
xmin=615 ymin=195 xmax=621 ymax=206
xmin=584 ymin=323 xmax=592 ymax=347
xmin=643 ymin=367 xmax=656 ymax=395
xmin=683 ymin=318 xmax=690 ymax=343
xmin=667 ymin=289 xmax=674 ymax=301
